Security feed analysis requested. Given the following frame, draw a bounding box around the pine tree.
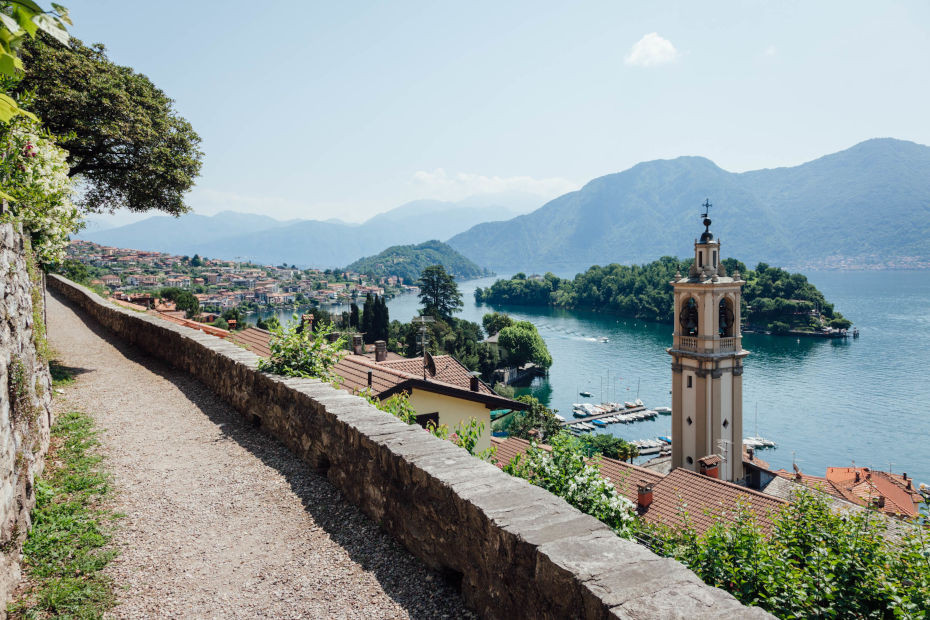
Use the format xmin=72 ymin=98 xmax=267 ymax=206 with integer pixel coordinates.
xmin=361 ymin=293 xmax=374 ymax=343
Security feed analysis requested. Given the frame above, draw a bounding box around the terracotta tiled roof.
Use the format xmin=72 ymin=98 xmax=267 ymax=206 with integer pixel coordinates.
xmin=380 ymin=356 xmax=496 ymax=395
xmin=597 ymin=457 xmax=664 ymax=505
xmin=229 ymin=327 xmax=273 ymax=358
xmin=642 ymin=468 xmax=788 ymax=536
xmin=826 ymin=467 xmax=922 ymax=517
xmin=334 ymin=355 xmax=528 ymax=411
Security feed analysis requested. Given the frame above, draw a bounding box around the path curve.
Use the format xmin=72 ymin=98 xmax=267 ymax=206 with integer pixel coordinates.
xmin=46 ymin=291 xmax=472 ymax=619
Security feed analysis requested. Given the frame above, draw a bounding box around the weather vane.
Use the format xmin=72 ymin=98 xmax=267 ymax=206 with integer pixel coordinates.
xmin=701 ymin=198 xmax=712 ymax=220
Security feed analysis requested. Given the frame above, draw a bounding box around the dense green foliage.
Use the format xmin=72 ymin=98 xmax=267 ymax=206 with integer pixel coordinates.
xmin=493 ymin=395 xmax=561 ymax=440
xmin=642 ymin=489 xmax=930 ymax=618
xmin=257 ymin=316 xmax=346 ymax=383
xmin=418 ymin=264 xmax=463 ymax=320
xmin=158 ymin=286 xmax=199 ymax=318
xmin=475 ymin=257 xmax=851 ymax=333
xmin=12 ymin=411 xmax=117 ymax=617
xmin=578 ymin=433 xmax=640 ymax=462
xmin=482 ymin=311 xmax=513 ymax=336
xmin=357 ymin=293 xmax=389 ymax=343
xmin=17 ymin=35 xmax=202 ymax=214
xmin=345 ymin=240 xmax=490 ymax=283
xmin=497 ymin=320 xmax=552 ymax=369
xmin=503 ymin=434 xmax=635 ymax=535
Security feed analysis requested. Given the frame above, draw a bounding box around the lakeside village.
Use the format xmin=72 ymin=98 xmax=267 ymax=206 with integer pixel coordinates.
xmin=57 ymin=211 xmax=929 ymax=617
xmin=63 ymin=239 xmax=418 ymax=323
xmin=64 ymin=220 xmax=926 ymax=525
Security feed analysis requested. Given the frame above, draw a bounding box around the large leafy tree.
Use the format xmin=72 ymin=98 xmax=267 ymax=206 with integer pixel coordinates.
xmin=15 ymin=35 xmax=202 ymax=214
xmin=497 ymin=320 xmax=552 ymax=370
xmin=418 ymin=264 xmax=462 ymax=320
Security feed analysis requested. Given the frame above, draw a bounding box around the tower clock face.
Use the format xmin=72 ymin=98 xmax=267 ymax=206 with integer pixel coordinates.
xmin=680 ymin=298 xmax=699 ymax=336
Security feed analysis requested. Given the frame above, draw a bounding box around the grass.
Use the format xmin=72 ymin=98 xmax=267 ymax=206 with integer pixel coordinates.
xmin=9 ymin=412 xmax=119 ymax=619
xmin=48 ymin=361 xmax=76 ymax=389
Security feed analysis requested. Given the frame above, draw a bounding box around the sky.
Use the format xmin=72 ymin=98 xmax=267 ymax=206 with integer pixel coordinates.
xmin=67 ymin=1 xmax=930 ymax=225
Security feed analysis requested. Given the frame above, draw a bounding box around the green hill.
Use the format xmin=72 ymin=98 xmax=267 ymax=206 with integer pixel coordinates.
xmin=346 ymin=240 xmax=491 ymax=283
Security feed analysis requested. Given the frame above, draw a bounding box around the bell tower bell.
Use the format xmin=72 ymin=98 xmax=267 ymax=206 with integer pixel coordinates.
xmin=668 ymin=200 xmax=748 ymax=483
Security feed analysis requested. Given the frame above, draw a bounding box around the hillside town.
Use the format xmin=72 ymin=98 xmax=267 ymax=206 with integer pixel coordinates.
xmin=65 ymin=240 xmax=415 ymax=315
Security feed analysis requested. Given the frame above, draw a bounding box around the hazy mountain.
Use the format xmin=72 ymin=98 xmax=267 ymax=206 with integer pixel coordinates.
xmin=346 ymin=240 xmax=490 ymax=282
xmin=447 ymin=139 xmax=930 ymax=271
xmin=79 ymin=195 xmax=540 ymax=266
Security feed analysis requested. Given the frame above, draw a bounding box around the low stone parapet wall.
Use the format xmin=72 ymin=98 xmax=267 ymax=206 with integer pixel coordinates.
xmin=49 ymin=274 xmax=768 ymax=619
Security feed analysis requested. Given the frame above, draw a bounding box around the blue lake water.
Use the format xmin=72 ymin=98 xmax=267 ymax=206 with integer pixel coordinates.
xmin=263 ymin=270 xmax=930 ymax=486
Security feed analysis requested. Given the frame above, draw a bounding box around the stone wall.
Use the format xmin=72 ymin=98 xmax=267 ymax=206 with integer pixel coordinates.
xmin=0 ymin=223 xmax=52 ymax=604
xmin=49 ymin=273 xmax=770 ymax=619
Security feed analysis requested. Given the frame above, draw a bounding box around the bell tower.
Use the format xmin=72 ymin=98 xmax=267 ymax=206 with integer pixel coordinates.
xmin=668 ymin=200 xmax=748 ymax=483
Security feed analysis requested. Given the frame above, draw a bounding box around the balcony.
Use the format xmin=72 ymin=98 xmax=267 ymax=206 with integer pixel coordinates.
xmin=678 ymin=336 xmax=698 ymax=351
xmin=718 ymin=337 xmax=737 ymax=352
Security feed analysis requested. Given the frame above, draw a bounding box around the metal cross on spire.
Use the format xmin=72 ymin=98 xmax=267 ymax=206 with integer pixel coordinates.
xmin=701 ymin=198 xmax=712 ymax=220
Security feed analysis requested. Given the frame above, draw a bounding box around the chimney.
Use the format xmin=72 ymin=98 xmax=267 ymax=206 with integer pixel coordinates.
xmin=698 ymin=455 xmax=721 ymax=479
xmin=375 ymin=340 xmax=387 ymax=362
xmin=301 ymin=313 xmax=314 ymax=332
xmin=470 ymin=376 xmax=480 ymax=392
xmin=352 ymin=334 xmax=364 ymax=355
xmin=747 ymin=447 xmax=754 ymax=461
xmin=367 ymin=370 xmax=373 ymax=388
xmin=637 ymin=481 xmax=654 ymax=510
xmin=855 ymin=471 xmax=861 ymax=483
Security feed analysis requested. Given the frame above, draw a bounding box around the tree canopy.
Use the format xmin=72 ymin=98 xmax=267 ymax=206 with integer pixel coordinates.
xmin=476 ymin=257 xmax=851 ymax=334
xmin=497 ymin=320 xmax=552 ymax=370
xmin=417 ymin=264 xmax=463 ymax=320
xmin=482 ymin=311 xmax=513 ymax=336
xmin=16 ymin=36 xmax=203 ymax=214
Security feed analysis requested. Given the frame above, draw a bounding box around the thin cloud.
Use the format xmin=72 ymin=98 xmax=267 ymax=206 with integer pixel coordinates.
xmin=410 ymin=168 xmax=579 ymax=202
xmin=624 ymin=32 xmax=680 ymax=67
xmin=764 ymin=45 xmax=777 ymax=57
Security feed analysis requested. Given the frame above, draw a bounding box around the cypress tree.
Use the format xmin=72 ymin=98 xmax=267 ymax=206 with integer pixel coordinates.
xmin=361 ymin=293 xmax=374 ymax=343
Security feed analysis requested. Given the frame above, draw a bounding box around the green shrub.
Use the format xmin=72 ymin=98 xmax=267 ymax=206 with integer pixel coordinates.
xmin=257 ymin=315 xmax=346 ymax=383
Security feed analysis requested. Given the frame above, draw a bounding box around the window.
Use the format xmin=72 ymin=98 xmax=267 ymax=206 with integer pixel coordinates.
xmin=415 ymin=412 xmax=439 ymax=429
xmin=686 ymin=416 xmax=693 ymax=425
xmin=687 ymin=375 xmax=693 ymax=388
xmin=722 ymin=419 xmax=729 ymax=428
xmin=698 ymin=251 xmax=703 ymax=266
xmin=686 ymin=456 xmax=694 ymax=464
xmin=713 ymin=251 xmax=717 ymax=267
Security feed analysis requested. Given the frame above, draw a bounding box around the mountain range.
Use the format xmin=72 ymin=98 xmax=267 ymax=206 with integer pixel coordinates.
xmin=78 ymin=194 xmax=539 ymax=267
xmin=448 ymin=139 xmax=930 ymax=272
xmin=79 ymin=139 xmax=930 ymax=273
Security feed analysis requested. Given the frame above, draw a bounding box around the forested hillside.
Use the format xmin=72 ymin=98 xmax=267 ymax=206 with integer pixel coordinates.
xmin=450 ymin=139 xmax=930 ymax=271
xmin=474 ymin=257 xmax=851 ymax=333
xmin=346 ymin=240 xmax=490 ymax=282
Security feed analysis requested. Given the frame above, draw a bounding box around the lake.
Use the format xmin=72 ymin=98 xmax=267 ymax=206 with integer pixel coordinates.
xmin=259 ymin=270 xmax=930 ymax=486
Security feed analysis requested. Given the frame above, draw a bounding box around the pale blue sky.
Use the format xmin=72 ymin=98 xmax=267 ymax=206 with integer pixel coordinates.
xmin=67 ymin=1 xmax=929 ymax=223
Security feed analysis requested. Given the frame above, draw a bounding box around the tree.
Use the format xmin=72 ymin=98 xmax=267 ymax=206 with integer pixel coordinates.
xmin=349 ymin=302 xmax=360 ymax=329
xmin=361 ymin=293 xmax=374 ymax=342
xmin=482 ymin=311 xmax=513 ymax=336
xmin=16 ymin=36 xmax=203 ymax=214
xmin=190 ymin=253 xmax=203 ymax=267
xmin=418 ymin=265 xmax=462 ymax=320
xmin=507 ymin=395 xmax=562 ymax=440
xmin=498 ymin=321 xmax=552 ymax=369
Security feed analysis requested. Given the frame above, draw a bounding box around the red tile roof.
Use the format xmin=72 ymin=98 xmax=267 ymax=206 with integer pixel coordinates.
xmin=643 ymin=468 xmax=788 ymax=535
xmin=379 ymin=355 xmax=497 ymax=395
xmin=229 ymin=327 xmax=273 ymax=358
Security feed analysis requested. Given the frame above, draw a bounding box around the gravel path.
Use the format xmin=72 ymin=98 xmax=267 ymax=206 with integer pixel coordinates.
xmin=46 ymin=292 xmax=473 ymax=619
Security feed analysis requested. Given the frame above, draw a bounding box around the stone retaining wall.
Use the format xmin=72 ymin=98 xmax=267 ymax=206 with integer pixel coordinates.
xmin=49 ymin=274 xmax=769 ymax=619
xmin=0 ymin=223 xmax=53 ymax=605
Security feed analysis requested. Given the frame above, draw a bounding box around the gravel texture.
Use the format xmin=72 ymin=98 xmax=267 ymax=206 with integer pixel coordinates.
xmin=46 ymin=292 xmax=474 ymax=619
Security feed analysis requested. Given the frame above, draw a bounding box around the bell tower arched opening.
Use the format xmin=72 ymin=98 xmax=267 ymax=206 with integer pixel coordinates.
xmin=719 ymin=297 xmax=734 ymax=337
xmin=680 ymin=297 xmax=699 ymax=336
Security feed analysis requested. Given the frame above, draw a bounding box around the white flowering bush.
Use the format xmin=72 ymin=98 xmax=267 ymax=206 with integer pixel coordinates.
xmin=503 ymin=433 xmax=635 ymax=535
xmin=1 ymin=122 xmax=80 ymax=264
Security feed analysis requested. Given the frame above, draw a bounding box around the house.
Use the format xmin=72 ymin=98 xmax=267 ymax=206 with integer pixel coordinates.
xmin=333 ymin=345 xmax=528 ymax=452
xmin=226 ymin=329 xmax=528 ymax=453
xmin=769 ymin=466 xmax=923 ymax=518
xmin=100 ymin=274 xmax=121 ymax=287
